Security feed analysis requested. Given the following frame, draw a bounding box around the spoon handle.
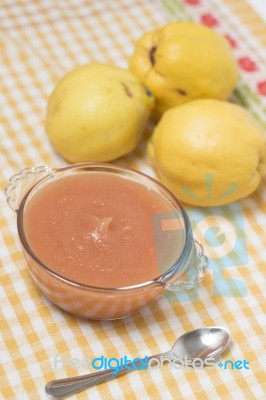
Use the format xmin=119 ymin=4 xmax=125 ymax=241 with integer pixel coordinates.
xmin=45 ymin=352 xmax=170 ymax=399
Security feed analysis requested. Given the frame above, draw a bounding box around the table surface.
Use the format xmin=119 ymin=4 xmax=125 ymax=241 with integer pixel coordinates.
xmin=247 ymin=0 xmax=266 ymax=22
xmin=1 ymin=0 xmax=266 ymax=399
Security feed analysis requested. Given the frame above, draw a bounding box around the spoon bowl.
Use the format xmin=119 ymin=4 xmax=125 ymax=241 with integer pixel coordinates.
xmin=170 ymin=326 xmax=231 ymax=360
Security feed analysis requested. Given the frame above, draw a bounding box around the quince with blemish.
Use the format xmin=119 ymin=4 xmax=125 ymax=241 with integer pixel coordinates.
xmin=46 ymin=63 xmax=154 ymax=162
xmin=129 ymin=22 xmax=239 ymax=115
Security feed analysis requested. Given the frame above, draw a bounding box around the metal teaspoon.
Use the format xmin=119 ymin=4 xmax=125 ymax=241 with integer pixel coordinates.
xmin=45 ymin=326 xmax=231 ymax=399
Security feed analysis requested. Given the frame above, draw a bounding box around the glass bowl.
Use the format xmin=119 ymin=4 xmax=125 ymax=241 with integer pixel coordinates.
xmin=5 ymin=163 xmax=208 ymax=320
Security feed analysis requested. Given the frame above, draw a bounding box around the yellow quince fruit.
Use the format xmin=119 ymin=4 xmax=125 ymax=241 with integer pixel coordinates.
xmin=129 ymin=22 xmax=239 ymax=115
xmin=46 ymin=63 xmax=154 ymax=162
xmin=148 ymin=99 xmax=266 ymax=206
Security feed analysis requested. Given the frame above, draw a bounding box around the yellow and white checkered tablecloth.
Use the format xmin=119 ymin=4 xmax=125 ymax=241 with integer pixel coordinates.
xmin=1 ymin=0 xmax=266 ymax=399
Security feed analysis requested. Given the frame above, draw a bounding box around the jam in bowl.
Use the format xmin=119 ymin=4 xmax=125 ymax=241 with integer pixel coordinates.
xmin=5 ymin=163 xmax=208 ymax=319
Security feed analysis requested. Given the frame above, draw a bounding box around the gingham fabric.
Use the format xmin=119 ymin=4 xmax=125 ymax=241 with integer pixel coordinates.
xmin=1 ymin=1 xmax=266 ymax=399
